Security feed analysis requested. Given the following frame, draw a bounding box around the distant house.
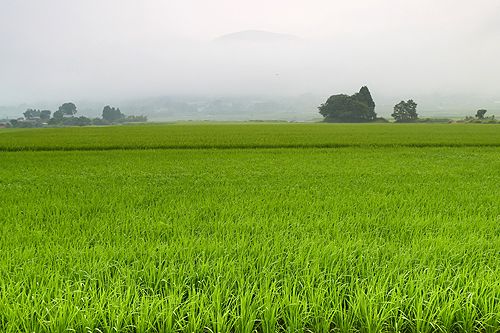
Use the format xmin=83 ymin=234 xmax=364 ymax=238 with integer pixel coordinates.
xmin=0 ymin=123 xmax=7 ymax=128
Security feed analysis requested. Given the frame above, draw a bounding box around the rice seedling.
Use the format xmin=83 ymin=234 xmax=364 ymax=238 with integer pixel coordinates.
xmin=0 ymin=125 xmax=499 ymax=332
xmin=0 ymin=123 xmax=499 ymax=151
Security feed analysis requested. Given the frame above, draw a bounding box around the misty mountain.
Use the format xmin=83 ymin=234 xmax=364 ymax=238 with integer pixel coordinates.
xmin=1 ymin=1 xmax=500 ymax=106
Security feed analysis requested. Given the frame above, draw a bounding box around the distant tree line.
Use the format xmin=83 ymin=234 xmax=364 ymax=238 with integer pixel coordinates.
xmin=319 ymin=87 xmax=499 ymax=124
xmin=319 ymin=86 xmax=421 ymax=123
xmin=9 ymin=102 xmax=147 ymax=128
xmin=457 ymin=109 xmax=497 ymax=124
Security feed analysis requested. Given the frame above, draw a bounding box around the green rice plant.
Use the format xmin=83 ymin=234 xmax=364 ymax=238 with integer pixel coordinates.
xmin=0 ymin=123 xmax=500 ymax=151
xmin=0 ymin=142 xmax=499 ymax=331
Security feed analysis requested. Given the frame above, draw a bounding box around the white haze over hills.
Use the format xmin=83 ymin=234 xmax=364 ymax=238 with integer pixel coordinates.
xmin=1 ymin=0 xmax=499 ymax=120
xmin=213 ymin=30 xmax=301 ymax=44
xmin=2 ymin=93 xmax=499 ymax=122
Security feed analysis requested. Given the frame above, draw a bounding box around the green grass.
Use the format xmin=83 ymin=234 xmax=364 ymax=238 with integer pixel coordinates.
xmin=1 ymin=143 xmax=500 ymax=332
xmin=0 ymin=123 xmax=500 ymax=151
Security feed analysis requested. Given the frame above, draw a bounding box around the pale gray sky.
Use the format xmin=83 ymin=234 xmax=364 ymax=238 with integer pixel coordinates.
xmin=0 ymin=0 xmax=499 ymax=104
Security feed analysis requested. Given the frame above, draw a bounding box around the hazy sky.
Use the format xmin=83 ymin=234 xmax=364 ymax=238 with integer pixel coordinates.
xmin=1 ymin=0 xmax=499 ymax=104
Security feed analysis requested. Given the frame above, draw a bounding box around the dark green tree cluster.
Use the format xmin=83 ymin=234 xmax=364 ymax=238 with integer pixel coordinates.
xmin=102 ymin=106 xmax=125 ymax=122
xmin=318 ymin=86 xmax=377 ymax=122
xmin=392 ymin=100 xmax=418 ymax=122
xmin=475 ymin=109 xmax=487 ymax=119
xmin=52 ymin=103 xmax=77 ymax=121
xmin=23 ymin=109 xmax=51 ymax=121
xmin=101 ymin=106 xmax=147 ymax=123
xmin=460 ymin=109 xmax=497 ymax=123
xmin=10 ymin=103 xmax=147 ymax=128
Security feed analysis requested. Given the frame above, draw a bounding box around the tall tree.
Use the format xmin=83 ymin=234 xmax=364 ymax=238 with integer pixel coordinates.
xmin=475 ymin=109 xmax=487 ymax=119
xmin=102 ymin=105 xmax=125 ymax=122
xmin=58 ymin=103 xmax=77 ymax=116
xmin=318 ymin=86 xmax=377 ymax=122
xmin=23 ymin=109 xmax=41 ymax=120
xmin=392 ymin=100 xmax=418 ymax=122
xmin=52 ymin=110 xmax=64 ymax=120
xmin=40 ymin=110 xmax=51 ymax=121
xmin=353 ymin=86 xmax=376 ymax=115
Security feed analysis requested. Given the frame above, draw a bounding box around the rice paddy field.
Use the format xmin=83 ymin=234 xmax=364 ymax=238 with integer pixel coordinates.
xmin=1 ymin=123 xmax=500 ymax=332
xmin=1 ymin=123 xmax=500 ymax=151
